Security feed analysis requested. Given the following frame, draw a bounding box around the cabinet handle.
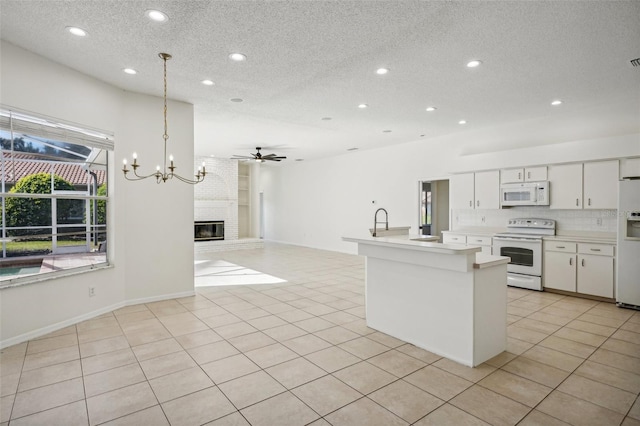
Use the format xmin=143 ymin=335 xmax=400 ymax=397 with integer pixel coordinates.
xmin=477 ymin=200 xmax=480 ymax=207
xmin=576 ymin=198 xmax=579 ymax=206
xmin=518 ymin=172 xmax=521 ymax=180
xmin=590 ymin=248 xmax=601 ymax=252
xmin=469 ymin=200 xmax=472 ymax=207
xmin=569 ymin=258 xmax=572 ymax=265
xmin=527 ymin=171 xmax=531 ymax=179
xmin=581 ymin=259 xmax=585 ymax=267
xmin=588 ymin=198 xmax=591 ymax=206
xmin=452 ymin=237 xmax=459 ymax=241
xmin=476 ymin=239 xmax=483 ymax=242
xmin=556 ymin=246 xmax=565 ymax=249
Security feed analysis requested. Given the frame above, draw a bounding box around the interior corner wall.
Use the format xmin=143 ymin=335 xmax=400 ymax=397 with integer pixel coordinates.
xmin=0 ymin=41 xmax=194 ymax=346
xmin=260 ymin=131 xmax=640 ymax=254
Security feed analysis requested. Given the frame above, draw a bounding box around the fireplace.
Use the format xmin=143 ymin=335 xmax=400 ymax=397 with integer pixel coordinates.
xmin=195 ymin=221 xmax=224 ymax=241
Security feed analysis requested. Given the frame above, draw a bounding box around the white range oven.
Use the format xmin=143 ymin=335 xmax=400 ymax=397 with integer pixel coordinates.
xmin=492 ymin=218 xmax=556 ymax=291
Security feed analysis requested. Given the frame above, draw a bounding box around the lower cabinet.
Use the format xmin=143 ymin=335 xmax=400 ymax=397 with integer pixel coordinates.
xmin=443 ymin=232 xmax=492 ymax=254
xmin=544 ymin=240 xmax=615 ymax=298
xmin=544 ymin=250 xmax=577 ymax=292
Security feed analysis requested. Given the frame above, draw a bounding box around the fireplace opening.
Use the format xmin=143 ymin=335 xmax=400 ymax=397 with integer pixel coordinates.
xmin=195 ymin=221 xmax=224 ymax=241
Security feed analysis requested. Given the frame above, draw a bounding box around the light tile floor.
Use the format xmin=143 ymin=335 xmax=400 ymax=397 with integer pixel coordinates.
xmin=2 ymin=243 xmax=640 ymax=425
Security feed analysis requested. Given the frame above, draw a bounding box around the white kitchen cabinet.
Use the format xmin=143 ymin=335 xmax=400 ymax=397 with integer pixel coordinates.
xmin=474 ymin=170 xmax=500 ymax=209
xmin=548 ymin=163 xmax=583 ymax=209
xmin=442 ymin=233 xmax=467 ymax=246
xmin=450 ymin=173 xmax=475 ymax=210
xmin=466 ymin=235 xmax=493 ymax=255
xmin=583 ymin=160 xmax=619 ymax=209
xmin=443 ymin=232 xmax=492 ymax=254
xmin=543 ymin=240 xmax=615 ymax=298
xmin=500 ymin=167 xmax=547 ymax=184
xmin=544 ymin=250 xmax=577 ymax=292
xmin=577 ymin=254 xmax=614 ymax=298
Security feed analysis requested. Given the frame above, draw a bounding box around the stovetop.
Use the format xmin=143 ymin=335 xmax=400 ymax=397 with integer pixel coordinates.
xmin=495 ymin=218 xmax=556 ymax=239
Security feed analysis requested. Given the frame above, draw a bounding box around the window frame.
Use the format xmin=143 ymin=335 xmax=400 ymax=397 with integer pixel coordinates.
xmin=0 ymin=106 xmax=113 ymax=287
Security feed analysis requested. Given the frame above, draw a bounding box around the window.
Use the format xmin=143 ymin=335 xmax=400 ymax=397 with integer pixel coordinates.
xmin=0 ymin=107 xmax=113 ymax=285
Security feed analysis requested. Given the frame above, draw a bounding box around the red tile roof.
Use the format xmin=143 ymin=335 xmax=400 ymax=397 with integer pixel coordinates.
xmin=1 ymin=152 xmax=106 ymax=186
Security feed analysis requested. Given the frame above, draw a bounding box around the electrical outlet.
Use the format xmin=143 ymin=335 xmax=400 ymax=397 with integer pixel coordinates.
xmin=89 ymin=287 xmax=95 ymax=297
xmin=596 ymin=218 xmax=603 ymax=226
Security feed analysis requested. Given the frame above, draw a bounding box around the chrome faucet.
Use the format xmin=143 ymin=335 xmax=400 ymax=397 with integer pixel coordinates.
xmin=372 ymin=208 xmax=389 ymax=237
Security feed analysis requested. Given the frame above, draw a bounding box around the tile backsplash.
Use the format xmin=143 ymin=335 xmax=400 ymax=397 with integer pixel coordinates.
xmin=452 ymin=207 xmax=618 ymax=234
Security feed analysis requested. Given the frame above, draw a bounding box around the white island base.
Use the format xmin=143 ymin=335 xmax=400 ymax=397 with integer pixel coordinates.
xmin=343 ymin=235 xmax=509 ymax=367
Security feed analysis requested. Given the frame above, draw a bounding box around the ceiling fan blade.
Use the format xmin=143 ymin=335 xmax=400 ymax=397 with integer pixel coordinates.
xmin=231 ymin=155 xmax=253 ymax=159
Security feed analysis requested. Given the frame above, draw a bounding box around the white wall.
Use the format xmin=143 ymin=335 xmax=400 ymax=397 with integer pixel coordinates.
xmin=261 ymin=130 xmax=640 ymax=254
xmin=0 ymin=41 xmax=195 ymax=346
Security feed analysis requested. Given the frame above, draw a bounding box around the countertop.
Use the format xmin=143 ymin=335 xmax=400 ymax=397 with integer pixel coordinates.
xmin=342 ymin=234 xmax=510 ymax=269
xmin=342 ymin=234 xmax=481 ymax=255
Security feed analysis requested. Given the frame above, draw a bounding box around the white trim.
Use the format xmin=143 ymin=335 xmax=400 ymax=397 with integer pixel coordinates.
xmin=125 ymin=290 xmax=196 ymax=307
xmin=0 ymin=289 xmax=196 ymax=349
xmin=0 ymin=300 xmax=125 ymax=349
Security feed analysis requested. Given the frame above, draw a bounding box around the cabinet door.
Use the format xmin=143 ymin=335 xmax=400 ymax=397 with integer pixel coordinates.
xmin=549 ymin=164 xmax=583 ymax=209
xmin=583 ymin=160 xmax=619 ymax=209
xmin=500 ymin=168 xmax=524 ymax=184
xmin=474 ymin=170 xmax=500 ymax=209
xmin=577 ymin=254 xmax=614 ymax=298
xmin=544 ymin=251 xmax=576 ymax=291
xmin=524 ymin=166 xmax=547 ymax=182
xmin=450 ymin=173 xmax=475 ymax=209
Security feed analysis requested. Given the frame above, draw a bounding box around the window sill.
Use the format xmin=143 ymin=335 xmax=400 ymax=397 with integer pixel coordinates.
xmin=0 ymin=263 xmax=113 ymax=290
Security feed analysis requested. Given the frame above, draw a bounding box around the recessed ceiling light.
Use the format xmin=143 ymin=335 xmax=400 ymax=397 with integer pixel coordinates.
xmin=230 ymin=98 xmax=244 ymax=103
xmin=466 ymin=60 xmax=482 ymax=68
xmin=321 ymin=117 xmax=332 ymax=121
xmin=358 ymin=104 xmax=368 ymax=109
xmin=145 ymin=10 xmax=168 ymax=22
xmin=383 ymin=130 xmax=392 ymax=133
xmin=66 ymin=26 xmax=87 ymax=37
xmin=201 ymin=80 xmax=214 ymax=86
xmin=425 ymin=107 xmax=437 ymax=112
xmin=229 ymin=53 xmax=247 ymax=62
xmin=551 ymin=100 xmax=563 ymax=106
xmin=458 ymin=120 xmax=467 ymax=125
xmin=376 ymin=68 xmax=389 ymax=75
xmin=123 ymin=68 xmax=137 ymax=75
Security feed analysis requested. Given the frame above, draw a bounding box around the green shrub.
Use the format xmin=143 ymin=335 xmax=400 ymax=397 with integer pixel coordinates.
xmin=5 ymin=173 xmax=75 ymax=236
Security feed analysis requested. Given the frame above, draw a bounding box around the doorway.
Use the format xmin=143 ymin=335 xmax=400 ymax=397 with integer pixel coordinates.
xmin=419 ymin=179 xmax=449 ymax=238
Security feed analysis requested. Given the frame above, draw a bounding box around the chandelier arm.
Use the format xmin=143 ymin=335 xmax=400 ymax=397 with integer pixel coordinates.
xmin=172 ymin=173 xmax=204 ymax=185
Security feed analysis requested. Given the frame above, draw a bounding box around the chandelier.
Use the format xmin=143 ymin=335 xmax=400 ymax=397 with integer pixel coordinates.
xmin=122 ymin=53 xmax=206 ymax=184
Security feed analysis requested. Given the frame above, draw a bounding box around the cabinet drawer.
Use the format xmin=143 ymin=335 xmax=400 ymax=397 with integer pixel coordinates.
xmin=545 ymin=241 xmax=577 ymax=253
xmin=578 ymin=243 xmax=614 ymax=256
xmin=467 ymin=236 xmax=492 ymax=246
xmin=443 ymin=234 xmax=467 ymax=245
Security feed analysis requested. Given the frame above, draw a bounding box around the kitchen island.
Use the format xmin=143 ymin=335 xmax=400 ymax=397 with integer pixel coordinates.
xmin=343 ymin=235 xmax=509 ymax=367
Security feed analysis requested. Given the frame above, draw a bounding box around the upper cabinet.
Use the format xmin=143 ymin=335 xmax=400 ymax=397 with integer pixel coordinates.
xmin=549 ymin=160 xmax=619 ymax=210
xmin=500 ymin=166 xmax=547 ymax=184
xmin=450 ymin=173 xmax=475 ymax=209
xmin=583 ymin=160 xmax=619 ymax=209
xmin=474 ymin=171 xmax=500 ymax=209
xmin=549 ymin=163 xmax=583 ymax=209
xmin=450 ymin=171 xmax=499 ymax=210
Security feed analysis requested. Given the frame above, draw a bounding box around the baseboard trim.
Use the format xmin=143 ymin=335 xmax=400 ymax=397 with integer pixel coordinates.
xmin=1 ymin=290 xmax=196 ymax=349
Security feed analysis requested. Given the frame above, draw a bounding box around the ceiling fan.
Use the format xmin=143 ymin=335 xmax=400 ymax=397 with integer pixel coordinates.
xmin=232 ymin=147 xmax=287 ymax=162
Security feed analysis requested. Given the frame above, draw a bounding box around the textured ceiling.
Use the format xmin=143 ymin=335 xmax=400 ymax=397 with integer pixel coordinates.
xmin=1 ymin=1 xmax=639 ymax=161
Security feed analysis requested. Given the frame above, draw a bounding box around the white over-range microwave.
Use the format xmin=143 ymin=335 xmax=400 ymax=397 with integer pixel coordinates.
xmin=500 ymin=181 xmax=550 ymax=206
